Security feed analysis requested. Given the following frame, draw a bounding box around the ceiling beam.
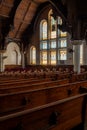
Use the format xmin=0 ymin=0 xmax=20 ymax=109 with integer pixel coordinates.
xmin=1 ymin=2 xmax=13 ymax=8
xmin=15 ymin=18 xmax=31 ymax=24
xmin=0 ymin=13 xmax=9 ymax=18
xmin=14 ymin=1 xmax=33 ymax=38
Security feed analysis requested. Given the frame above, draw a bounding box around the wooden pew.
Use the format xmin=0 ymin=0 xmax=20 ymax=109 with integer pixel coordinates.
xmin=0 ymin=79 xmax=87 ymax=115
xmin=0 ymin=72 xmax=71 ymax=87
xmin=0 ymin=78 xmax=52 ymax=87
xmin=0 ymin=77 xmax=39 ymax=84
xmin=0 ymin=94 xmax=86 ymax=130
xmin=0 ymin=75 xmax=53 ymax=83
xmin=0 ymin=77 xmax=87 ymax=95
xmin=0 ymin=71 xmax=87 ymax=85
xmin=69 ymin=72 xmax=87 ymax=82
xmin=0 ymin=79 xmax=69 ymax=94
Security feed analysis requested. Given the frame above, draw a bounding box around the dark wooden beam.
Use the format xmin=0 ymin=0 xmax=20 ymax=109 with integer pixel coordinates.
xmin=1 ymin=2 xmax=13 ymax=8
xmin=0 ymin=14 xmax=9 ymax=18
xmin=14 ymin=1 xmax=33 ymax=38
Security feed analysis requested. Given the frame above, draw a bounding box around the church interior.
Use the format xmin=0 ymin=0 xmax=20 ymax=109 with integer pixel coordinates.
xmin=0 ymin=0 xmax=87 ymax=129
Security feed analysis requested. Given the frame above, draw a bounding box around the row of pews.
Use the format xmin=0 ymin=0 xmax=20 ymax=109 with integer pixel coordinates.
xmin=0 ymin=70 xmax=87 ymax=130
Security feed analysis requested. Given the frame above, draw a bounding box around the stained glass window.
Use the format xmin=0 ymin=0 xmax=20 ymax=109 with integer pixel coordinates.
xmin=59 ymin=39 xmax=67 ymax=47
xmin=60 ymin=31 xmax=67 ymax=37
xmin=58 ymin=16 xmax=67 ymax=37
xmin=58 ymin=16 xmax=62 ymax=25
xmin=50 ymin=51 xmax=56 ymax=64
xmin=40 ymin=51 xmax=47 ymax=64
xmin=39 ymin=9 xmax=68 ymax=65
xmin=30 ymin=46 xmax=36 ymax=64
xmin=40 ymin=41 xmax=47 ymax=49
xmin=49 ymin=10 xmax=57 ymax=39
xmin=50 ymin=40 xmax=56 ymax=49
xmin=59 ymin=50 xmax=67 ymax=60
xmin=42 ymin=21 xmax=47 ymax=40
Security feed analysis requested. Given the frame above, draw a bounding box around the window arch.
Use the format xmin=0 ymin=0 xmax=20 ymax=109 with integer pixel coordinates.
xmin=30 ymin=46 xmax=36 ymax=64
xmin=3 ymin=42 xmax=21 ymax=66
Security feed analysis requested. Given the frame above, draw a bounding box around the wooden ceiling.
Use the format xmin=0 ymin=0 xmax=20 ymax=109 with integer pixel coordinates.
xmin=0 ymin=0 xmax=87 ymax=49
xmin=0 ymin=0 xmax=48 ymax=41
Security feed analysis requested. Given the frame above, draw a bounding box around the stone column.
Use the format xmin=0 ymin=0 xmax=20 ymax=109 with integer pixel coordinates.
xmin=21 ymin=51 xmax=26 ymax=69
xmin=83 ymin=40 xmax=87 ymax=65
xmin=73 ymin=44 xmax=80 ymax=73
xmin=0 ymin=50 xmax=6 ymax=72
xmin=0 ymin=53 xmax=3 ymax=72
xmin=71 ymin=40 xmax=82 ymax=73
xmin=21 ymin=43 xmax=26 ymax=69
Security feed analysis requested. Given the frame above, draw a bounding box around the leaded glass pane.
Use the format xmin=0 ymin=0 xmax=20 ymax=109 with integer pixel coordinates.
xmin=59 ymin=39 xmax=67 ymax=47
xmin=50 ymin=40 xmax=56 ymax=49
xmin=30 ymin=47 xmax=36 ymax=64
xmin=60 ymin=31 xmax=67 ymax=37
xmin=58 ymin=16 xmax=62 ymax=25
xmin=59 ymin=50 xmax=67 ymax=60
xmin=50 ymin=51 xmax=56 ymax=64
xmin=57 ymin=17 xmax=67 ymax=37
xmin=42 ymin=21 xmax=47 ymax=40
xmin=40 ymin=41 xmax=47 ymax=49
xmin=50 ymin=16 xmax=56 ymax=38
xmin=40 ymin=51 xmax=47 ymax=65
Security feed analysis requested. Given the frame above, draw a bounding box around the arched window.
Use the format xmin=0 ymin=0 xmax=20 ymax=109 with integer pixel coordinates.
xmin=40 ymin=20 xmax=47 ymax=40
xmin=40 ymin=20 xmax=47 ymax=64
xmin=30 ymin=46 xmax=36 ymax=64
xmin=42 ymin=21 xmax=47 ymax=40
xmin=40 ymin=9 xmax=68 ymax=65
